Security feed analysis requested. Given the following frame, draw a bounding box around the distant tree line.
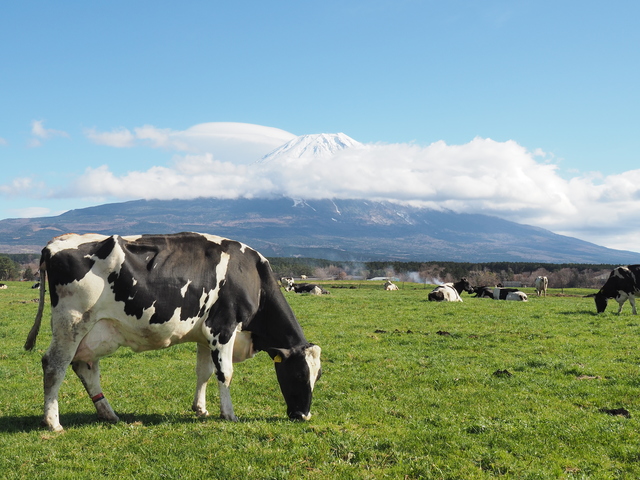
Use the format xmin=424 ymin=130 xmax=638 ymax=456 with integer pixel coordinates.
xmin=268 ymin=258 xmax=619 ymax=289
xmin=0 ymin=253 xmax=619 ymax=289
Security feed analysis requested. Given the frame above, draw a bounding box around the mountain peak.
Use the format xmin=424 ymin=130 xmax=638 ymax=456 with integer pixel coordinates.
xmin=258 ymin=133 xmax=363 ymax=163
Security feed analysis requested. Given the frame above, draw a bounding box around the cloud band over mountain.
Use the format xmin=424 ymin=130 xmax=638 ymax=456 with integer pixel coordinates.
xmin=5 ymin=122 xmax=640 ymax=253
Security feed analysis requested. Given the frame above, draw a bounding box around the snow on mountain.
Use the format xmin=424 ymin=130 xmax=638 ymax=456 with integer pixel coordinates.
xmin=258 ymin=133 xmax=364 ymax=163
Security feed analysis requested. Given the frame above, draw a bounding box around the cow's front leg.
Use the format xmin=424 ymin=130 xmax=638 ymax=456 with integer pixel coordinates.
xmin=217 ymin=380 xmax=237 ymax=421
xmin=72 ymin=360 xmax=119 ymax=424
xmin=213 ymin=333 xmax=239 ymax=421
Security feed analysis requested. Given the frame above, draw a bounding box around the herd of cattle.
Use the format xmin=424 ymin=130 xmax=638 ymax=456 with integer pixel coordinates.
xmin=4 ymin=231 xmax=640 ymax=432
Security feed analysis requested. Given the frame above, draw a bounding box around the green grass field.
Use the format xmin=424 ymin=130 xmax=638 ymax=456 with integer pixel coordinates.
xmin=1 ymin=280 xmax=640 ymax=479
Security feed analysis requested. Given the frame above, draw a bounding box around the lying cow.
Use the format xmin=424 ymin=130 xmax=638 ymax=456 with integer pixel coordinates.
xmin=428 ymin=278 xmax=473 ymax=302
xmin=24 ymin=232 xmax=322 ymax=432
xmin=594 ymin=265 xmax=640 ymax=314
xmin=472 ymin=286 xmax=494 ymax=298
xmin=0 ymin=283 xmax=7 ymax=289
xmin=383 ymin=280 xmax=399 ymax=291
xmin=472 ymin=286 xmax=527 ymax=301
xmin=535 ymin=276 xmax=548 ymax=297
xmin=493 ymin=287 xmax=528 ymax=301
xmin=281 ymin=277 xmax=329 ymax=295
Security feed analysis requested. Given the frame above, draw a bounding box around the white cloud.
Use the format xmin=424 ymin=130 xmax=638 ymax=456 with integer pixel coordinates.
xmin=84 ymin=127 xmax=136 ymax=148
xmin=29 ymin=120 xmax=69 ymax=147
xmin=84 ymin=122 xmax=296 ymax=163
xmin=0 ymin=177 xmax=41 ymax=197
xmin=41 ymin=122 xmax=640 ymax=253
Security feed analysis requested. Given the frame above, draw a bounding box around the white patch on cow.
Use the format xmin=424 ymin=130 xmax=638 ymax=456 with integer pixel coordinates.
xmin=432 ymin=284 xmax=462 ymax=301
xmin=305 ymin=344 xmax=322 ymax=392
xmin=232 ymin=328 xmax=256 ymax=363
xmin=180 ymin=280 xmax=192 ymax=298
xmin=46 ymin=233 xmax=109 ymax=255
xmin=505 ymin=292 xmax=528 ymax=301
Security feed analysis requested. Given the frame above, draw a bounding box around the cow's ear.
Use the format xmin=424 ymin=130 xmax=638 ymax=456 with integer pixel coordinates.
xmin=268 ymin=347 xmax=291 ymax=363
xmin=306 ymin=344 xmax=321 ymax=360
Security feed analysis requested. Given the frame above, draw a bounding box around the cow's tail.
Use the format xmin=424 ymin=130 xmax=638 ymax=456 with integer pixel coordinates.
xmin=24 ymin=258 xmax=47 ymax=351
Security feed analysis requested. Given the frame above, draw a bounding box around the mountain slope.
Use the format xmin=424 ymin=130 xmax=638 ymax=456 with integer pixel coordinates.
xmin=1 ymin=197 xmax=639 ymax=264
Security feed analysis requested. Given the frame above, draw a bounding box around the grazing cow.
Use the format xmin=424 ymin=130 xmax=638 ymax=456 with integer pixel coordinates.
xmin=300 ymin=275 xmax=307 ymax=280
xmin=24 ymin=232 xmax=322 ymax=432
xmin=493 ymin=288 xmax=528 ymax=301
xmin=281 ymin=277 xmax=329 ymax=295
xmin=383 ymin=280 xmax=399 ymax=291
xmin=32 ymin=282 xmax=41 ymax=289
xmin=594 ymin=265 xmax=640 ymax=314
xmin=0 ymin=283 xmax=7 ymax=289
xmin=428 ymin=278 xmax=473 ymax=302
xmin=535 ymin=276 xmax=548 ymax=297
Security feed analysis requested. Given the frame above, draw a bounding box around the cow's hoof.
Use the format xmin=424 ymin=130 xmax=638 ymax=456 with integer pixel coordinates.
xmin=43 ymin=421 xmax=64 ymax=433
xmin=98 ymin=414 xmax=120 ymax=424
xmin=220 ymin=413 xmax=238 ymax=422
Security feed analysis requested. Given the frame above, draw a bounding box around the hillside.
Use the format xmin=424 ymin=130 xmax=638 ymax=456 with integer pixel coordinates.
xmin=1 ymin=197 xmax=639 ymax=264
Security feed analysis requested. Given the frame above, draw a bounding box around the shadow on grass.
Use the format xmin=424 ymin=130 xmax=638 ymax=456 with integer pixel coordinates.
xmin=0 ymin=411 xmax=292 ymax=433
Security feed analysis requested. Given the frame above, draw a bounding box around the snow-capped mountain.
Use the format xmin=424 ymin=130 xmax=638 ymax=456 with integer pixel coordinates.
xmin=258 ymin=133 xmax=364 ymax=163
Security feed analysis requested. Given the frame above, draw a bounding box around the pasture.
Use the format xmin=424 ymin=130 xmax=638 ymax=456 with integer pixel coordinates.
xmin=1 ymin=280 xmax=640 ymax=479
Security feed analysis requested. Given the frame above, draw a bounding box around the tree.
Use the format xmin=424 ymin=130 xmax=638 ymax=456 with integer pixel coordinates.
xmin=0 ymin=256 xmax=19 ymax=281
xmin=23 ymin=266 xmax=36 ymax=281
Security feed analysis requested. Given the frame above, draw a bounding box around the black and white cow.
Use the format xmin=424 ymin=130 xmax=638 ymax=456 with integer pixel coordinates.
xmin=24 ymin=232 xmax=322 ymax=432
xmin=472 ymin=286 xmax=527 ymax=301
xmin=428 ymin=278 xmax=473 ymax=302
xmin=383 ymin=280 xmax=399 ymax=291
xmin=280 ymin=277 xmax=329 ymax=295
xmin=493 ymin=287 xmax=528 ymax=301
xmin=472 ymin=286 xmax=494 ymax=298
xmin=594 ymin=265 xmax=640 ymax=314
xmin=0 ymin=283 xmax=7 ymax=289
xmin=535 ymin=276 xmax=548 ymax=297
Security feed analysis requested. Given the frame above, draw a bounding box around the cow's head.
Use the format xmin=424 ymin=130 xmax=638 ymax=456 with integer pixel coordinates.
xmin=280 ymin=277 xmax=294 ymax=291
xmin=594 ymin=292 xmax=608 ymax=313
xmin=270 ymin=343 xmax=322 ymax=420
xmin=459 ymin=277 xmax=474 ymax=294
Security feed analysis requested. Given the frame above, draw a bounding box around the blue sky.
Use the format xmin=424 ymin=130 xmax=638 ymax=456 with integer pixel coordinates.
xmin=1 ymin=1 xmax=639 ymax=253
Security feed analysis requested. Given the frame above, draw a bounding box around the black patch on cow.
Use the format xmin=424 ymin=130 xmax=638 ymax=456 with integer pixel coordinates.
xmin=494 ymin=288 xmax=519 ymax=300
xmin=45 ymin=236 xmax=118 ymax=307
xmin=106 ymin=233 xmax=226 ymax=324
xmin=212 ymin=350 xmax=225 ymax=383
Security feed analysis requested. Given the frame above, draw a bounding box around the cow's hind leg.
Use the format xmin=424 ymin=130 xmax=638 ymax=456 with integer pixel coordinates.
xmin=41 ymin=344 xmax=74 ymax=432
xmin=71 ymin=360 xmax=119 ymax=424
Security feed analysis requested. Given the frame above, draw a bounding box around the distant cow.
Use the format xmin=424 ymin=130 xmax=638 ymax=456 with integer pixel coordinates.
xmin=594 ymin=265 xmax=640 ymax=314
xmin=472 ymin=286 xmax=494 ymax=298
xmin=0 ymin=283 xmax=7 ymax=289
xmin=32 ymin=282 xmax=41 ymax=289
xmin=24 ymin=232 xmax=322 ymax=432
xmin=493 ymin=288 xmax=528 ymax=301
xmin=535 ymin=276 xmax=548 ymax=297
xmin=281 ymin=277 xmax=329 ymax=295
xmin=428 ymin=278 xmax=473 ymax=302
xmin=383 ymin=280 xmax=399 ymax=291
